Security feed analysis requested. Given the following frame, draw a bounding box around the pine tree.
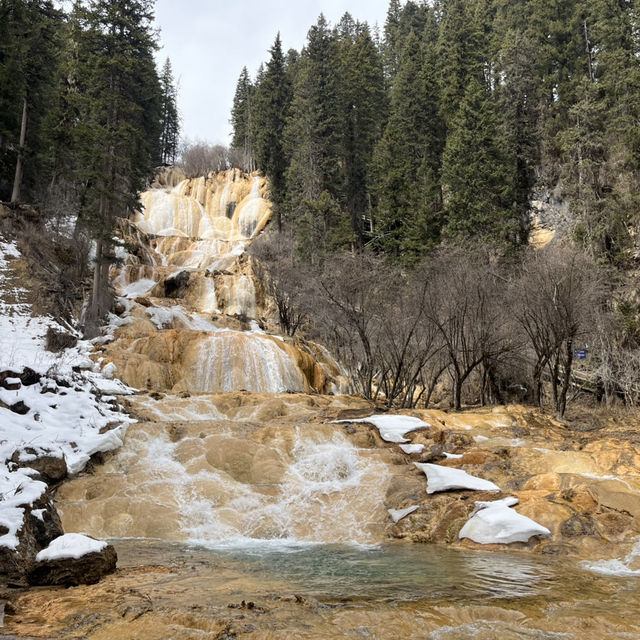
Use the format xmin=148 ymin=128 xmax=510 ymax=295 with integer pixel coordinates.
xmin=494 ymin=30 xmax=540 ymax=243
xmin=382 ymin=0 xmax=403 ymax=82
xmin=158 ymin=57 xmax=179 ymax=166
xmin=336 ymin=17 xmax=386 ymax=246
xmin=441 ymin=75 xmax=517 ymax=244
xmin=68 ymin=0 xmax=162 ymax=332
xmin=372 ymin=27 xmax=444 ymax=259
xmin=230 ymin=66 xmax=254 ymax=171
xmin=284 ymin=15 xmax=343 ymax=256
xmin=437 ymin=0 xmax=479 ymax=127
xmin=252 ymin=33 xmax=291 ymax=230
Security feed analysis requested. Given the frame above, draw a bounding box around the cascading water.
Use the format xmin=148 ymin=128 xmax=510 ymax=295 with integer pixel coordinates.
xmin=18 ymin=172 xmax=640 ymax=638
xmin=58 ymin=169 xmax=372 ymax=549
xmin=58 ymin=408 xmax=391 ymax=547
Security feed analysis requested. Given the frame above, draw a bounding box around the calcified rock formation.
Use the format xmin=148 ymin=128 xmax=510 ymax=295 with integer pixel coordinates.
xmin=100 ymin=169 xmax=344 ymax=394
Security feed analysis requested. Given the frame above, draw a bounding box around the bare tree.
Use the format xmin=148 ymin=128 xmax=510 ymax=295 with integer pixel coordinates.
xmin=511 ymin=246 xmax=603 ymax=417
xmin=179 ymin=141 xmax=230 ymax=177
xmin=315 ymin=253 xmax=391 ymax=400
xmin=250 ymin=230 xmax=309 ymax=337
xmin=422 ymin=249 xmax=512 ymax=410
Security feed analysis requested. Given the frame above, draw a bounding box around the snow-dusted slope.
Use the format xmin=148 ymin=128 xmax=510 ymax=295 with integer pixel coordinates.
xmin=0 ymin=236 xmax=135 ymax=552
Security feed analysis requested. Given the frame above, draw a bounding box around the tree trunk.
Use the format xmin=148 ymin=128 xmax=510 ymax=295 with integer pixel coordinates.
xmin=452 ymin=372 xmax=463 ymax=410
xmin=532 ymin=377 xmax=542 ymax=406
xmin=557 ymin=340 xmax=574 ymax=417
xmin=11 ymin=98 xmax=28 ymax=204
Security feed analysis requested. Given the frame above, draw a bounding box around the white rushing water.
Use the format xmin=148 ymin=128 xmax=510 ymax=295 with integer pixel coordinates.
xmin=61 ymin=420 xmax=390 ymax=548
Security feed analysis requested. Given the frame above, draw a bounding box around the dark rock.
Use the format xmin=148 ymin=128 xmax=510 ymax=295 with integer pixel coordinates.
xmin=19 ymin=368 xmax=40 ymax=386
xmin=113 ymin=300 xmax=127 ymax=315
xmin=45 ymin=327 xmax=78 ymax=352
xmin=28 ymin=541 xmax=117 ymax=586
xmin=0 ymin=371 xmax=21 ymax=390
xmin=560 ymin=514 xmax=597 ymax=537
xmin=27 ymin=496 xmax=64 ymax=548
xmin=9 ymin=401 xmax=29 ymax=415
xmin=0 ymin=530 xmax=39 ymax=586
xmin=0 ymin=493 xmax=65 ymax=586
xmin=164 ymin=270 xmax=190 ymax=298
xmin=421 ymin=445 xmax=444 ymax=463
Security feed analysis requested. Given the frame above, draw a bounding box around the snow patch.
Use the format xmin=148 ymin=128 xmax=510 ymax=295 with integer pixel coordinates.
xmin=414 ymin=463 xmax=501 ymax=494
xmin=334 ymin=414 xmax=430 ymax=443
xmin=459 ymin=497 xmax=550 ymax=544
xmin=388 ymin=505 xmax=418 ymax=523
xmin=120 ymin=278 xmax=156 ymax=299
xmin=0 ymin=233 xmax=135 ymax=551
xmin=399 ymin=443 xmax=425 ymax=454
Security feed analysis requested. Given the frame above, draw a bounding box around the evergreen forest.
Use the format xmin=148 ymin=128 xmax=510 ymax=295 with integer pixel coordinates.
xmin=231 ymin=0 xmax=640 ymax=265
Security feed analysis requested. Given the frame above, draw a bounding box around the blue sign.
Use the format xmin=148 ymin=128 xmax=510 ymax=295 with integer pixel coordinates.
xmin=574 ymin=349 xmax=587 ymax=359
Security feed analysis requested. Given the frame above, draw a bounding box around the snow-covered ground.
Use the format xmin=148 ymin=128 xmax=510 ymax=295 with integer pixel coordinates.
xmin=0 ymin=236 xmax=135 ymax=552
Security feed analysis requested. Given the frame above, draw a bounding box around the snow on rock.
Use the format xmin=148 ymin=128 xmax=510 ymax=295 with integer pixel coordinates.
xmin=414 ymin=463 xmax=501 ymax=494
xmin=334 ymin=414 xmax=430 ymax=443
xmin=469 ymin=496 xmax=519 ymax=515
xmin=399 ymin=443 xmax=425 ymax=454
xmin=120 ymin=278 xmax=156 ymax=299
xmin=0 ymin=467 xmax=48 ymax=549
xmin=443 ymin=452 xmax=463 ymax=459
xmin=459 ymin=497 xmax=551 ymax=544
xmin=388 ymin=505 xmax=419 ymax=523
xmin=35 ymin=533 xmax=107 ymax=561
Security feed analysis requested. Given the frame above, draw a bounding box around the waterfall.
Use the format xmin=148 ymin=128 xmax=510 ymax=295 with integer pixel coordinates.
xmin=107 ymin=169 xmax=344 ymax=395
xmin=57 ymin=413 xmax=391 ymax=547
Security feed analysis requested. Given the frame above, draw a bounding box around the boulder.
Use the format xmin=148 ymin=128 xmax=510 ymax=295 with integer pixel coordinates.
xmin=11 ymin=452 xmax=68 ymax=485
xmin=19 ymin=367 xmax=41 ymax=386
xmin=28 ymin=534 xmax=117 ymax=586
xmin=0 ymin=496 xmax=64 ymax=585
xmin=45 ymin=327 xmax=78 ymax=352
xmin=27 ymin=496 xmax=64 ymax=548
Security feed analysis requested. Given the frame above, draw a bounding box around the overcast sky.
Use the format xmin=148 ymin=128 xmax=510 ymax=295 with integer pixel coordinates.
xmin=154 ymin=1 xmax=389 ymax=146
